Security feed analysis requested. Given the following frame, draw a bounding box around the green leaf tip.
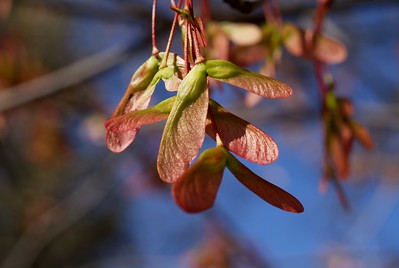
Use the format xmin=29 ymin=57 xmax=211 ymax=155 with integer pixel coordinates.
xmin=205 ymin=60 xmax=293 ymax=99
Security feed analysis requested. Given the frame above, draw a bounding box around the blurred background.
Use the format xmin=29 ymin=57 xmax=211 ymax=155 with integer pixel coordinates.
xmin=0 ymin=0 xmax=398 ymax=267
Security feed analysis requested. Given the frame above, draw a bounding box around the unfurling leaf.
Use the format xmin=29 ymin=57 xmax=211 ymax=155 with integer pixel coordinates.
xmin=105 ymin=97 xmax=175 ymax=133
xmin=106 ymin=53 xmax=184 ymax=153
xmin=158 ymin=63 xmax=209 ymax=183
xmin=109 ymin=56 xmax=160 ymax=117
xmin=205 ymin=60 xmax=293 ymax=98
xmin=207 ymin=99 xmax=278 ymax=164
xmin=226 ymin=152 xmax=304 ymax=213
xmin=106 ymin=55 xmax=160 ymax=153
xmin=172 ymin=147 xmax=228 ymax=213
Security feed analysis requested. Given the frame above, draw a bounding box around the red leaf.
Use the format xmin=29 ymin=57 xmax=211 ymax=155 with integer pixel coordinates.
xmin=244 ymin=60 xmax=279 ymax=107
xmin=172 ymin=147 xmax=227 ymax=213
xmin=106 ymin=130 xmax=138 ymax=153
xmin=312 ymin=31 xmax=348 ymax=64
xmin=205 ymin=60 xmax=293 ymax=98
xmin=105 ymin=97 xmax=175 ymax=133
xmin=226 ymin=153 xmax=304 ymax=213
xmin=282 ymin=23 xmax=347 ymax=64
xmin=207 ymin=99 xmax=278 ymax=165
xmin=350 ymin=121 xmax=373 ymax=149
xmin=109 ymin=56 xmax=160 ymax=118
xmin=157 ymin=63 xmax=209 ymax=183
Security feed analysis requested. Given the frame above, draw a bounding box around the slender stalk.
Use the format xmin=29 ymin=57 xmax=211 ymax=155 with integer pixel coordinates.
xmin=188 ymin=23 xmax=194 ymax=61
xmin=192 ymin=22 xmax=205 ymax=64
xmin=263 ymin=1 xmax=275 ymax=24
xmin=160 ymin=0 xmax=183 ymax=68
xmin=328 ymin=166 xmax=350 ymax=210
xmin=313 ymin=0 xmax=334 ymax=38
xmin=313 ymin=0 xmax=350 ymax=208
xmin=185 ymin=0 xmax=193 ymax=14
xmin=199 ymin=0 xmax=211 ymax=24
xmin=314 ymin=61 xmax=328 ymax=97
xmin=151 ymin=0 xmax=159 ymax=56
xmin=184 ymin=20 xmax=190 ymax=74
xmin=263 ymin=0 xmax=282 ymax=24
xmin=312 ymin=0 xmax=333 ymax=97
xmin=272 ymin=0 xmax=282 ymax=24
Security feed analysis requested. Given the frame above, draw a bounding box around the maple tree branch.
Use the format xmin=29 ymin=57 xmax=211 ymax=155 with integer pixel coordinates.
xmin=0 ymin=39 xmax=143 ymax=112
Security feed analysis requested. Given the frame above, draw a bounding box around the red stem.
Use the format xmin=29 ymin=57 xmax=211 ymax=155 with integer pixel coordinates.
xmin=263 ymin=2 xmax=275 ymax=24
xmin=161 ymin=0 xmax=183 ymax=68
xmin=185 ymin=0 xmax=193 ymax=14
xmin=272 ymin=0 xmax=282 ymax=24
xmin=184 ymin=20 xmax=190 ymax=74
xmin=263 ymin=0 xmax=282 ymax=24
xmin=199 ymin=0 xmax=211 ymax=24
xmin=312 ymin=0 xmax=333 ymax=98
xmin=192 ymin=23 xmax=205 ymax=64
xmin=314 ymin=61 xmax=328 ymax=97
xmin=151 ymin=0 xmax=159 ymax=56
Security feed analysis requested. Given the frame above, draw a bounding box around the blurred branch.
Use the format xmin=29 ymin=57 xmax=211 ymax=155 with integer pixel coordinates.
xmin=0 ymin=154 xmax=117 ymax=268
xmin=0 ymin=40 xmax=136 ymax=112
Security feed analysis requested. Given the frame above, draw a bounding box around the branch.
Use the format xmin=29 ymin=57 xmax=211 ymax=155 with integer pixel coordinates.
xmin=0 ymin=39 xmax=136 ymax=112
